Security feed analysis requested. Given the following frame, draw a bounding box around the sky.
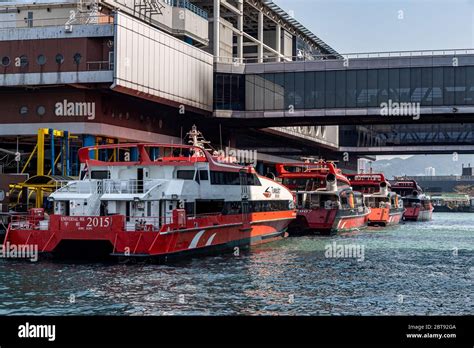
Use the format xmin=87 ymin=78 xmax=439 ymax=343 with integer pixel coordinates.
xmin=274 ymin=0 xmax=474 ymax=54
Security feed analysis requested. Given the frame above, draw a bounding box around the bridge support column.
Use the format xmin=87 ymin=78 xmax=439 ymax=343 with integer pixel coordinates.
xmin=275 ymin=24 xmax=281 ymax=62
xmin=237 ymin=0 xmax=243 ymax=63
xmin=258 ymin=11 xmax=264 ymax=63
xmin=213 ymin=0 xmax=220 ymax=59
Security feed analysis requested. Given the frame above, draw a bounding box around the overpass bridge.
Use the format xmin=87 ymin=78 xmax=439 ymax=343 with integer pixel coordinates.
xmin=214 ymin=49 xmax=474 ymax=127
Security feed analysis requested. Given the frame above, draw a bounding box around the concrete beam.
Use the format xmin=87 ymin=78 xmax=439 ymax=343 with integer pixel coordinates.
xmin=221 ymin=0 xmax=241 ymax=15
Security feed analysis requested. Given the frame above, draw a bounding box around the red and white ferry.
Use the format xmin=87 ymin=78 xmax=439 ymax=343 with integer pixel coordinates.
xmin=276 ymin=161 xmax=370 ymax=235
xmin=391 ymin=179 xmax=434 ymax=221
xmin=3 ymin=128 xmax=296 ymax=261
xmin=345 ymin=173 xmax=405 ymax=226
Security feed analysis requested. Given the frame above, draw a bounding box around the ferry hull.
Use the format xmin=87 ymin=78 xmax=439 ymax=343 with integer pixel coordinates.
xmin=368 ymin=208 xmax=404 ymax=226
xmin=403 ymin=207 xmax=434 ymax=221
xmin=290 ymin=208 xmax=369 ymax=235
xmin=3 ymin=211 xmax=295 ymax=261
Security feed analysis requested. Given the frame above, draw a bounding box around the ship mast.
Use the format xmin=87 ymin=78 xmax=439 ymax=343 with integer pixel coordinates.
xmin=186 ymin=125 xmax=215 ymax=153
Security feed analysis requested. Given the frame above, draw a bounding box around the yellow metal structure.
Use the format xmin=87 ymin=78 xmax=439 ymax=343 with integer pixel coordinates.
xmin=11 ymin=128 xmax=74 ymax=209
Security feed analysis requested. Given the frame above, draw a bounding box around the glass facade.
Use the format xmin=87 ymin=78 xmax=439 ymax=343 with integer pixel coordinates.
xmin=214 ymin=66 xmax=474 ymax=111
xmin=340 ymin=124 xmax=474 ymax=147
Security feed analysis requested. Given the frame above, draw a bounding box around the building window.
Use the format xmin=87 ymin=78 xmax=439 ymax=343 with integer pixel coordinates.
xmin=36 ymin=54 xmax=46 ymax=66
xmin=73 ymin=53 xmax=82 ymax=65
xmin=1 ymin=56 xmax=10 ymax=67
xmin=27 ymin=12 xmax=33 ymax=28
xmin=19 ymin=106 xmax=28 ymax=115
xmin=36 ymin=106 xmax=46 ymax=116
xmin=217 ymin=66 xmax=474 ymax=112
xmin=19 ymin=55 xmax=28 ymax=67
xmin=55 ymin=54 xmax=64 ymax=64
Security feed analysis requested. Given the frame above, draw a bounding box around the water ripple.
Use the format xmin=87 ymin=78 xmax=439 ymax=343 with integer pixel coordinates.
xmin=0 ymin=213 xmax=472 ymax=315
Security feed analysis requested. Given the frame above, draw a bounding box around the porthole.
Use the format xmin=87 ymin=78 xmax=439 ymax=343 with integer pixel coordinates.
xmin=55 ymin=54 xmax=64 ymax=64
xmin=36 ymin=54 xmax=46 ymax=65
xmin=19 ymin=55 xmax=28 ymax=67
xmin=1 ymin=56 xmax=10 ymax=67
xmin=19 ymin=106 xmax=28 ymax=115
xmin=36 ymin=105 xmax=46 ymax=116
xmin=73 ymin=53 xmax=82 ymax=64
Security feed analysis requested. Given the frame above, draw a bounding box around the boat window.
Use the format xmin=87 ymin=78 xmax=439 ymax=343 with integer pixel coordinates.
xmin=177 ymin=170 xmax=196 ymax=180
xmin=337 ymin=180 xmax=350 ymax=188
xmin=246 ymin=174 xmax=261 ymax=186
xmin=282 ymin=178 xmax=324 ymax=191
xmin=147 ymin=202 xmax=152 ymax=217
xmin=365 ymin=196 xmax=388 ymax=208
xmin=296 ymin=193 xmax=304 ymax=207
xmin=196 ymin=200 xmax=225 ymax=215
xmin=405 ymin=198 xmax=421 ymax=207
xmin=250 ymin=200 xmax=292 ymax=212
xmin=223 ymin=201 xmax=242 ymax=215
xmin=80 ymin=170 xmax=88 ymax=180
xmin=91 ymin=170 xmax=110 ymax=179
xmin=310 ymin=194 xmax=320 ymax=209
xmin=199 ymin=170 xmax=209 ymax=181
xmin=352 ymin=184 xmax=377 ymax=194
xmin=210 ymin=171 xmax=240 ymax=185
xmin=340 ymin=192 xmax=348 ymax=208
xmin=185 ymin=202 xmax=195 ymax=215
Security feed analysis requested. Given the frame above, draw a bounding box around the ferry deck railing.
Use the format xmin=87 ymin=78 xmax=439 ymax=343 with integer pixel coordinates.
xmin=54 ymin=179 xmax=163 ymax=195
xmin=7 ymin=211 xmax=224 ymax=232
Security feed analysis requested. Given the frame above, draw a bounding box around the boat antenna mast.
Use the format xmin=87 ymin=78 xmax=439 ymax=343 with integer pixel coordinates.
xmin=301 ymin=156 xmax=318 ymax=163
xmin=186 ymin=125 xmax=216 ymax=153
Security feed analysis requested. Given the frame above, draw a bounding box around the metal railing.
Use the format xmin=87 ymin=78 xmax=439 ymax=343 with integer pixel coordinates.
xmin=54 ymin=180 xmax=96 ymax=194
xmin=0 ymin=14 xmax=114 ymax=30
xmin=103 ymin=179 xmax=162 ymax=195
xmin=394 ymin=175 xmax=474 ymax=182
xmin=54 ymin=179 xmax=162 ymax=195
xmin=214 ymin=48 xmax=474 ymax=65
xmin=8 ymin=214 xmax=44 ymax=231
xmin=86 ymin=61 xmax=113 ymax=71
xmin=168 ymin=0 xmax=208 ymax=19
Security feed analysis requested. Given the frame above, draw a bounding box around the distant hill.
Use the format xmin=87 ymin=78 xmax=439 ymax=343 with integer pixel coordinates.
xmin=369 ymin=155 xmax=474 ymax=179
